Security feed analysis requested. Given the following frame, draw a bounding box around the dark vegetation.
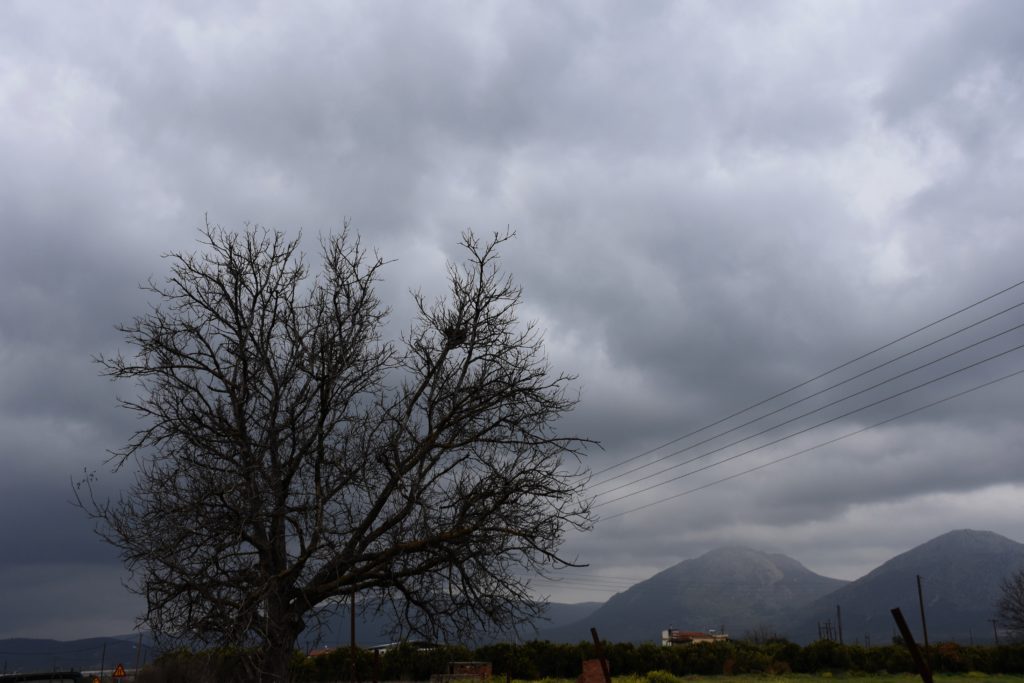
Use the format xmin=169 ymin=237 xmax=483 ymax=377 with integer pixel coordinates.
xmin=136 ymin=639 xmax=1024 ymax=682
xmin=999 ymin=568 xmax=1024 ymax=638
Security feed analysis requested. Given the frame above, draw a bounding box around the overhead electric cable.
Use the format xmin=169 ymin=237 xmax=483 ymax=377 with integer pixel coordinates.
xmin=594 ymin=339 xmax=1024 ymax=508
xmin=592 ymin=319 xmax=1024 ymax=497
xmin=591 ymin=277 xmax=1024 ymax=479
xmin=600 ymin=365 xmax=1024 ymax=521
xmin=529 ymin=577 xmax=640 ymax=590
xmin=591 ymin=300 xmax=1024 ymax=489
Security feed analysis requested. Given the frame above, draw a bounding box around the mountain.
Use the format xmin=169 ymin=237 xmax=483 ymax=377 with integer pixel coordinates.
xmin=539 ymin=547 xmax=848 ymax=643
xmin=0 ymin=602 xmax=597 ymax=672
xmin=7 ymin=529 xmax=1021 ymax=663
xmin=784 ymin=529 xmax=1024 ymax=645
xmin=301 ymin=600 xmax=603 ymax=650
xmin=0 ymin=636 xmax=148 ymax=674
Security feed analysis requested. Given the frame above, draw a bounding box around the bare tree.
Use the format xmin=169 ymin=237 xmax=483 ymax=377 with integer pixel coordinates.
xmin=81 ymin=224 xmax=592 ymax=681
xmin=997 ymin=568 xmax=1024 ymax=640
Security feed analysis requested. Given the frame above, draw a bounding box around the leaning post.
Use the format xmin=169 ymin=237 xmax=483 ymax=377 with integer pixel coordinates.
xmin=891 ymin=607 xmax=933 ymax=683
xmin=590 ymin=628 xmax=612 ymax=683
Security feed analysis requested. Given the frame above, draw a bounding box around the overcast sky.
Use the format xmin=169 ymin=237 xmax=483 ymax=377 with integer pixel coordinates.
xmin=3 ymin=0 xmax=1024 ymax=641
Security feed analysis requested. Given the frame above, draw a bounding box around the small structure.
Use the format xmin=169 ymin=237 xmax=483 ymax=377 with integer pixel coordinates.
xmin=661 ymin=629 xmax=729 ymax=646
xmin=367 ymin=640 xmax=438 ymax=653
xmin=578 ymin=659 xmax=610 ymax=683
xmin=430 ymin=661 xmax=492 ymax=683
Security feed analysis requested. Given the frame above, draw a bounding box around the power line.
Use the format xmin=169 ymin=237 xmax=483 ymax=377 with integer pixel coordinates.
xmin=593 ymin=320 xmax=1024 ymax=500
xmin=591 ymin=300 xmax=1024 ymax=490
xmin=594 ymin=340 xmax=1024 ymax=508
xmin=531 ymin=578 xmax=638 ymax=591
xmin=599 ymin=365 xmax=1024 ymax=521
xmin=591 ymin=277 xmax=1024 ymax=479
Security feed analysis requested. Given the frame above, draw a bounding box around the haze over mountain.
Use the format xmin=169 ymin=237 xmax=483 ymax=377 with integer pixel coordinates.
xmin=784 ymin=529 xmax=1024 ymax=645
xmin=0 ymin=603 xmax=600 ymax=672
xmin=6 ymin=529 xmax=1020 ymax=670
xmin=541 ymin=546 xmax=847 ymax=643
xmin=542 ymin=530 xmax=1024 ymax=645
xmin=306 ymin=600 xmax=604 ymax=650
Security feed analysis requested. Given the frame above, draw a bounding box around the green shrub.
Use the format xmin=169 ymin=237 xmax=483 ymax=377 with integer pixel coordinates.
xmin=794 ymin=639 xmax=852 ymax=673
xmin=644 ymin=669 xmax=683 ymax=683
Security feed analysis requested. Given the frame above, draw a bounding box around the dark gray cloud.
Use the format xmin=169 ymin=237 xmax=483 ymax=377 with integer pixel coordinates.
xmin=2 ymin=0 xmax=1024 ymax=635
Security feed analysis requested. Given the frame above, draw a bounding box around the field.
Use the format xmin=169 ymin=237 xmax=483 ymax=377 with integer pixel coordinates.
xmin=511 ymin=676 xmax=1024 ymax=683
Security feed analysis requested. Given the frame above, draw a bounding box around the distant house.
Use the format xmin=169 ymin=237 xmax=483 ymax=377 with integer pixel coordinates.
xmin=661 ymin=629 xmax=729 ymax=646
xmin=367 ymin=640 xmax=438 ymax=653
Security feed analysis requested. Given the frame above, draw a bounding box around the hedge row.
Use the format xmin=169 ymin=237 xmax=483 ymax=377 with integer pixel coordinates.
xmin=140 ymin=639 xmax=1024 ymax=682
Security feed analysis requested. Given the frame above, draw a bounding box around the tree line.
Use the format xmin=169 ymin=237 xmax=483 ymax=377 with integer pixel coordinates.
xmin=137 ymin=638 xmax=1024 ymax=682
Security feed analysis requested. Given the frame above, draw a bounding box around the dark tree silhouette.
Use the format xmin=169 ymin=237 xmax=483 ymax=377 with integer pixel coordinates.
xmin=81 ymin=224 xmax=592 ymax=682
xmin=998 ymin=568 xmax=1024 ymax=640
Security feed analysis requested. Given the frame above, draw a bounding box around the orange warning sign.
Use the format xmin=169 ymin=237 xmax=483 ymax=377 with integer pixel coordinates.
xmin=113 ymin=663 xmax=127 ymax=678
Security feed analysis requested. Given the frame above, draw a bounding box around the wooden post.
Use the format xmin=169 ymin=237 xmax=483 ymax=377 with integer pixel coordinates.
xmin=590 ymin=628 xmax=612 ymax=683
xmin=836 ymin=605 xmax=844 ymax=645
xmin=890 ymin=607 xmax=933 ymax=683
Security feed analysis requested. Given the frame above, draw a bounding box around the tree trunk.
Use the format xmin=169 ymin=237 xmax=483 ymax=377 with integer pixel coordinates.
xmin=261 ymin=599 xmax=304 ymax=682
xmin=262 ymin=639 xmax=294 ymax=683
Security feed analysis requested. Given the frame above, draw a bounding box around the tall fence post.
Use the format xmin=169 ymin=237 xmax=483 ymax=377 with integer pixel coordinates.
xmin=590 ymin=628 xmax=612 ymax=683
xmin=891 ymin=607 xmax=933 ymax=683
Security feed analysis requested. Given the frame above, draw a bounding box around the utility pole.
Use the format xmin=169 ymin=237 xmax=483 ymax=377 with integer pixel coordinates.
xmin=351 ymin=591 xmax=358 ymax=683
xmin=135 ymin=631 xmax=143 ymax=673
xmin=917 ymin=575 xmax=930 ymax=652
xmin=836 ymin=605 xmax=844 ymax=645
xmin=100 ymin=642 xmax=106 ymax=681
xmin=990 ymin=619 xmax=999 ymax=645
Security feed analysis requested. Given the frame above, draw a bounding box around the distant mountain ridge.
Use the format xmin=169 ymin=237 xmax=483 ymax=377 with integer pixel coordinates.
xmin=0 ymin=636 xmax=146 ymax=673
xmin=0 ymin=602 xmax=599 ymax=673
xmin=783 ymin=529 xmax=1024 ymax=644
xmin=540 ymin=546 xmax=847 ymax=643
xmin=541 ymin=530 xmax=1024 ymax=645
xmin=5 ymin=529 xmax=1021 ymax=669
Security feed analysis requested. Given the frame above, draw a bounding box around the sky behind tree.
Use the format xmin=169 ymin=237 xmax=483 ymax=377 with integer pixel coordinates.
xmin=2 ymin=0 xmax=1024 ymax=640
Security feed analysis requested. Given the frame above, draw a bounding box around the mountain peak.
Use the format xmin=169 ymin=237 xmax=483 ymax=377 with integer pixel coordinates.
xmin=860 ymin=529 xmax=1023 ymax=580
xmin=541 ymin=545 xmax=846 ymax=643
xmin=787 ymin=529 xmax=1024 ymax=644
xmin=540 ymin=529 xmax=1024 ymax=646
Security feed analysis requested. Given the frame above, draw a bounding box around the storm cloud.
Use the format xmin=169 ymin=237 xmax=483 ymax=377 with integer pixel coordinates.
xmin=2 ymin=0 xmax=1024 ymax=638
